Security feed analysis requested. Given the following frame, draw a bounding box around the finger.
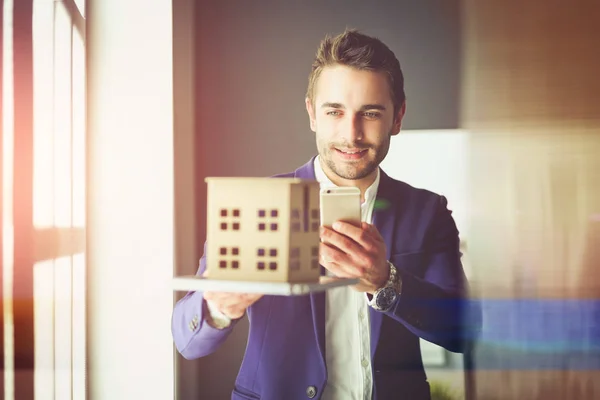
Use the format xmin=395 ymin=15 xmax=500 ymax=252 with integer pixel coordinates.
xmin=320 ymin=226 xmax=361 ymax=255
xmin=361 ymin=222 xmax=384 ymax=242
xmin=208 ymin=292 xmax=262 ymax=308
xmin=321 ymin=260 xmax=355 ymax=278
xmin=320 ymin=243 xmax=363 ymax=278
xmin=221 ymin=305 xmax=245 ymax=319
xmin=204 ymin=292 xmax=242 ymax=306
xmin=319 ymin=242 xmax=350 ymax=264
xmin=331 ymin=221 xmax=374 ymax=248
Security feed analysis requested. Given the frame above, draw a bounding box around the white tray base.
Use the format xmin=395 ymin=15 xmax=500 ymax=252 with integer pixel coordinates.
xmin=172 ymin=275 xmax=359 ymax=296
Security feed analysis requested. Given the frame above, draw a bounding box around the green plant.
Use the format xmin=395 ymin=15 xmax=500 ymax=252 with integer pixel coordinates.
xmin=429 ymin=380 xmax=463 ymax=400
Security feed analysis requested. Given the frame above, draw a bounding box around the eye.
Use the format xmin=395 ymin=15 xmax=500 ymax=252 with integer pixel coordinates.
xmin=363 ymin=112 xmax=381 ymax=119
xmin=326 ymin=110 xmax=341 ymax=117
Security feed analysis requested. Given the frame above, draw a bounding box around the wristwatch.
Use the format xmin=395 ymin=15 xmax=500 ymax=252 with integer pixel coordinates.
xmin=369 ymin=261 xmax=402 ymax=312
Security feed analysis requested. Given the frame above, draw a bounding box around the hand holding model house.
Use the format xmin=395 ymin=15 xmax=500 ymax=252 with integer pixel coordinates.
xmin=201 ymin=177 xmax=322 ymax=319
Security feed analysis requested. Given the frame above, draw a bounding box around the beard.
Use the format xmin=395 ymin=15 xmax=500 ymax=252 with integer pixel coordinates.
xmin=317 ymin=130 xmax=392 ymax=181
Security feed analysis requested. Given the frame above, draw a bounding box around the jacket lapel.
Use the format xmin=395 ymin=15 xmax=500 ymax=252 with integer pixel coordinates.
xmin=369 ymin=170 xmax=398 ymax=358
xmin=293 ymin=159 xmax=399 ymax=366
xmin=294 ymin=157 xmax=327 ymax=369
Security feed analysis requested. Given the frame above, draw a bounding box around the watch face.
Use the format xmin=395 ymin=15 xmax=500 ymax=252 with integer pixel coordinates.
xmin=376 ymin=287 xmax=397 ymax=310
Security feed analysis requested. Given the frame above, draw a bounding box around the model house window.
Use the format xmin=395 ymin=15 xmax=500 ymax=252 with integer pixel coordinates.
xmin=257 ymin=208 xmax=278 ymax=231
xmin=290 ymin=247 xmax=300 ymax=270
xmin=310 ymin=208 xmax=320 ymax=232
xmin=257 ymin=247 xmax=278 ymax=271
xmin=219 ymin=247 xmax=240 ymax=269
xmin=220 ymin=247 xmax=240 ymax=256
xmin=311 ymin=247 xmax=319 ymax=269
xmin=220 ymin=208 xmax=241 ymax=231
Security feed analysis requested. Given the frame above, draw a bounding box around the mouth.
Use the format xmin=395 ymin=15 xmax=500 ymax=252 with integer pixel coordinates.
xmin=334 ymin=148 xmax=368 ymax=160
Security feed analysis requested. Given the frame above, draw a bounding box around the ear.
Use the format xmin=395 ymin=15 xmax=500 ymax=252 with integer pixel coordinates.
xmin=305 ymin=97 xmax=317 ymax=132
xmin=391 ymin=101 xmax=406 ymax=136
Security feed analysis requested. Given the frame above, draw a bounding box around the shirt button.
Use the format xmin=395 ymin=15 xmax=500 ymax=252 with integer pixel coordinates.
xmin=359 ymin=310 xmax=364 ymax=319
xmin=361 ymin=358 xmax=369 ymax=368
xmin=306 ymin=385 xmax=317 ymax=398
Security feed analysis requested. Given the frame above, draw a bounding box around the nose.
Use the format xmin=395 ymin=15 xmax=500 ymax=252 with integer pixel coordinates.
xmin=341 ymin=114 xmax=363 ymax=143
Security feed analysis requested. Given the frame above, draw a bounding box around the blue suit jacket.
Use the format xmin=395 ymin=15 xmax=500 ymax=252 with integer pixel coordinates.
xmin=172 ymin=157 xmax=481 ymax=400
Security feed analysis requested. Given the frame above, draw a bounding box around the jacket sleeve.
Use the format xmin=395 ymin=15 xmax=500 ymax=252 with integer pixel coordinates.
xmin=171 ymin=243 xmax=242 ymax=360
xmin=384 ymin=195 xmax=482 ymax=353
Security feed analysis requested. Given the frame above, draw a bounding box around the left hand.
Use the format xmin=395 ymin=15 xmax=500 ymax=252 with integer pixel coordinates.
xmin=320 ymin=221 xmax=389 ymax=294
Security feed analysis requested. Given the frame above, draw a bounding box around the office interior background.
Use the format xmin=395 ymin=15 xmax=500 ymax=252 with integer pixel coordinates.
xmin=0 ymin=0 xmax=599 ymax=399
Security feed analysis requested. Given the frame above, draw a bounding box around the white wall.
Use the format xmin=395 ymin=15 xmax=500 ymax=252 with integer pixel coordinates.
xmin=380 ymin=129 xmax=470 ymax=240
xmin=86 ymin=1 xmax=174 ymax=399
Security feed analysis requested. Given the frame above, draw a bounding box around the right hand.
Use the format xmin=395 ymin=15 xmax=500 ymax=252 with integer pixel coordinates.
xmin=202 ymin=270 xmax=263 ymax=319
xmin=203 ymin=291 xmax=263 ymax=320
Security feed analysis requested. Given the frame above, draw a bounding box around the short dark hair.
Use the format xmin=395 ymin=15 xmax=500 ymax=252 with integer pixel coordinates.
xmin=306 ymin=29 xmax=406 ymax=114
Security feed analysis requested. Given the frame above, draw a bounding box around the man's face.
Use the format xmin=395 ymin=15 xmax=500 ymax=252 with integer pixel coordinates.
xmin=306 ymin=64 xmax=405 ymax=183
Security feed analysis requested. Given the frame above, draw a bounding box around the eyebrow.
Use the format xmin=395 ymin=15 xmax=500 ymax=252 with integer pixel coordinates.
xmin=320 ymin=102 xmax=387 ymax=111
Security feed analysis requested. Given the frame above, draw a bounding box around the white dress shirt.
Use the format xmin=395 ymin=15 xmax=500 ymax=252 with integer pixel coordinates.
xmin=206 ymin=156 xmax=381 ymax=399
xmin=314 ymin=156 xmax=379 ymax=400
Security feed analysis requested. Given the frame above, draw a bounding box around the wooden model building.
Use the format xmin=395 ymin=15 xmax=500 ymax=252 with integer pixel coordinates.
xmin=205 ymin=177 xmax=322 ymax=283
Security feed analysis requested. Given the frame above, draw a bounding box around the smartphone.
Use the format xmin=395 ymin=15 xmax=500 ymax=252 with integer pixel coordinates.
xmin=319 ymin=186 xmax=361 ymax=228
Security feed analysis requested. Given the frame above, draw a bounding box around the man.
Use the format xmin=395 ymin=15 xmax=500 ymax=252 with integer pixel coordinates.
xmin=172 ymin=29 xmax=480 ymax=400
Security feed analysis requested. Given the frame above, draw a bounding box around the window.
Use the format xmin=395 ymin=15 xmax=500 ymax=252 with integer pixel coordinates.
xmin=2 ymin=1 xmax=87 ymax=399
xmin=218 ymin=247 xmax=240 ymax=269
xmin=290 ymin=247 xmax=300 ymax=271
xmin=311 ymin=247 xmax=320 ymax=269
xmin=256 ymin=247 xmax=278 ymax=271
xmin=310 ymin=209 xmax=320 ymax=232
xmin=257 ymin=208 xmax=278 ymax=232
xmin=220 ymin=208 xmax=241 ymax=231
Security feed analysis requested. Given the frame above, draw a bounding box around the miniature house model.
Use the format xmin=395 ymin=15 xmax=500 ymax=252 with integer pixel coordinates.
xmin=205 ymin=177 xmax=322 ymax=283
